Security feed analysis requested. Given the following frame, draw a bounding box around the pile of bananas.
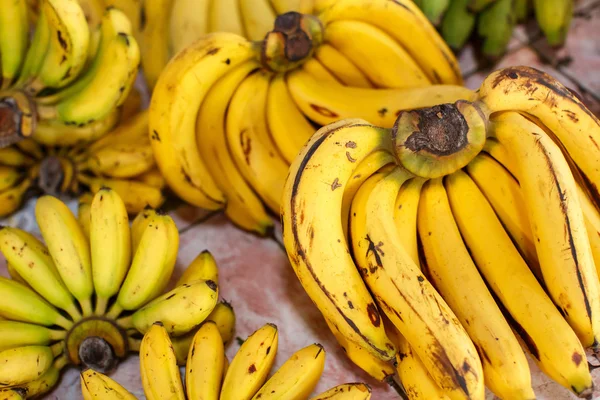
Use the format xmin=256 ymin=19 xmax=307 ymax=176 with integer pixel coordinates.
xmin=149 ymin=0 xmax=475 ymax=236
xmin=282 ymin=65 xmax=600 ymax=399
xmin=416 ymin=0 xmax=574 ymax=58
xmin=0 ymin=188 xmax=226 ymax=398
xmin=0 ymin=0 xmax=161 ymax=218
xmin=81 ymin=322 xmax=373 ymax=400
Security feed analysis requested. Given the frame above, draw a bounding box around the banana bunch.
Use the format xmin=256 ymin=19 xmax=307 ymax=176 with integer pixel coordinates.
xmin=82 ymin=322 xmax=372 ymax=400
xmin=149 ymin=0 xmax=475 ymax=236
xmin=282 ymin=65 xmax=600 ymax=400
xmin=0 ymin=188 xmax=224 ymax=398
xmin=418 ymin=0 xmax=574 ymax=58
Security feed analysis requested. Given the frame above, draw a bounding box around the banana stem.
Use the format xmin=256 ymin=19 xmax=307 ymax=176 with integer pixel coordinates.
xmin=54 ymin=354 xmax=69 ymax=371
xmin=94 ymin=296 xmax=109 ymax=316
xmin=49 ymin=329 xmax=67 ymax=341
xmin=50 ymin=342 xmax=65 ymax=358
xmin=56 ymin=314 xmax=74 ymax=331
xmin=65 ymin=302 xmax=83 ymax=322
xmin=105 ymin=302 xmax=124 ymax=320
xmin=127 ymin=337 xmax=141 ymax=352
xmin=116 ymin=315 xmax=133 ymax=330
xmin=79 ymin=297 xmax=94 ymax=318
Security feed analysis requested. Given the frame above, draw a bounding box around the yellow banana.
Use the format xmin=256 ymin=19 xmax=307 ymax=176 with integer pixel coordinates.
xmin=149 ymin=33 xmax=255 ymax=210
xmin=35 ymin=195 xmax=94 ymax=316
xmin=16 ymin=3 xmax=51 ymax=87
xmin=349 ymin=167 xmax=483 ymax=400
xmin=130 ymin=206 xmax=156 ymax=254
xmin=77 ymin=193 xmax=92 ymax=240
xmin=185 ymin=321 xmax=224 ymax=400
xmin=0 ymin=226 xmax=81 ymax=320
xmin=80 ymin=368 xmax=137 ymax=400
xmin=251 ymin=343 xmax=326 ymax=400
xmin=5 ymin=263 xmax=30 ymax=288
xmin=86 ymin=109 xmax=148 ymax=153
xmin=0 ymin=147 xmax=34 ymax=167
xmin=0 ymin=320 xmax=64 ymax=352
xmin=208 ymin=0 xmax=244 ymax=36
xmin=31 ymin=109 xmax=120 ymax=146
xmin=0 ymin=344 xmax=60 ymax=387
xmin=287 ymin=69 xmax=474 ymax=127
xmin=446 ymin=170 xmax=593 ymax=397
xmin=15 ymin=138 xmax=44 ymax=160
xmin=418 ymin=178 xmax=533 ymax=399
xmin=0 ymin=0 xmax=28 ymax=89
xmin=270 ymin=0 xmax=303 ymax=13
xmin=169 ymin=0 xmax=209 ymax=55
xmin=313 ymin=43 xmax=373 ymax=88
xmin=177 ymin=250 xmax=219 ymax=286
xmin=310 ymin=383 xmax=371 ymax=400
xmin=0 ymin=389 xmax=24 ymax=399
xmin=0 ymin=178 xmax=33 ymax=218
xmin=135 ymin=167 xmax=166 ymax=190
xmin=323 ymin=19 xmax=429 ymax=88
xmin=196 ymin=59 xmax=272 ymax=235
xmin=90 ymin=187 xmax=132 ymax=315
xmin=140 ymin=322 xmax=186 ymax=400
xmin=579 ymin=185 xmax=600 ymax=279
xmin=138 ymin=0 xmax=174 ymax=90
xmin=226 ymin=71 xmax=288 ymax=213
xmin=301 ymin=58 xmax=342 ymax=85
xmin=491 ymin=111 xmax=600 ymax=348
xmin=393 ymin=177 xmax=426 ymax=265
xmin=130 ymin=279 xmax=219 ymax=335
xmin=238 ymin=0 xmax=277 ymax=41
xmin=206 ymin=301 xmax=236 ymax=345
xmin=281 ymin=119 xmax=396 ymax=362
xmin=220 ymin=323 xmax=279 ymax=400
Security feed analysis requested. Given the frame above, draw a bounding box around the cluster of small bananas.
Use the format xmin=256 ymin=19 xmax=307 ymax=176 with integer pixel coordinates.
xmin=81 ymin=322 xmax=372 ymax=400
xmin=416 ymin=0 xmax=573 ymax=58
xmin=148 ymin=0 xmax=475 ymax=236
xmin=282 ymin=65 xmax=600 ymax=399
xmin=0 ymin=0 xmax=165 ymax=219
xmin=0 ymin=188 xmax=225 ymax=398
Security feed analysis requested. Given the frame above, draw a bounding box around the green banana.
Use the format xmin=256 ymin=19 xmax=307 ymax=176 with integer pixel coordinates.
xmin=533 ymin=0 xmax=573 ymax=46
xmin=419 ymin=0 xmax=450 ymax=25
xmin=477 ymin=0 xmax=516 ymax=58
xmin=442 ymin=0 xmax=477 ymax=50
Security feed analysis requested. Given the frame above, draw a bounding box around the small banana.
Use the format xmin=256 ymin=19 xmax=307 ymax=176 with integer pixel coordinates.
xmin=313 ymin=43 xmax=373 ymax=88
xmin=77 ymin=194 xmax=93 ymax=240
xmin=0 ymin=389 xmax=24 ymax=399
xmin=238 ymin=0 xmax=276 ymax=41
xmin=441 ymin=0 xmax=476 ymax=50
xmin=419 ymin=0 xmax=450 ymax=25
xmin=80 ymin=369 xmax=136 ymax=400
xmin=11 ymin=356 xmax=67 ymax=398
xmin=220 ymin=323 xmax=279 ymax=400
xmin=83 ymin=142 xmax=155 ymax=179
xmin=533 ymin=0 xmax=573 ymax=46
xmin=207 ymin=0 xmax=244 ymax=36
xmin=0 ymin=320 xmax=65 ymax=352
xmin=0 ymin=0 xmax=28 ymax=89
xmin=311 ymin=383 xmax=371 ymax=400
xmin=0 ymin=344 xmax=60 ymax=387
xmin=0 ymin=178 xmax=32 ymax=218
xmin=477 ymin=0 xmax=516 ymax=58
xmin=185 ymin=321 xmax=225 ymax=400
xmin=130 ymin=206 xmax=157 ymax=254
xmin=177 ymin=250 xmax=219 ymax=286
xmin=168 ymin=0 xmax=209 ymax=55
xmin=206 ymin=301 xmax=236 ymax=345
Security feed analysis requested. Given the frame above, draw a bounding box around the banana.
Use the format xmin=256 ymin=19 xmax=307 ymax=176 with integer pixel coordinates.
xmin=226 ymin=71 xmax=288 ymax=213
xmin=220 ymin=323 xmax=279 ymax=400
xmin=35 ymin=195 xmax=94 ymax=316
xmin=130 ymin=206 xmax=156 ymax=254
xmin=251 ymin=343 xmax=326 ymax=400
xmin=514 ymin=0 xmax=530 ymax=21
xmin=301 ymin=58 xmax=342 ymax=85
xmin=578 ymin=185 xmax=600 ymax=279
xmin=287 ymin=69 xmax=475 ymax=127
xmin=28 ymin=0 xmax=90 ymax=92
xmin=16 ymin=4 xmax=51 ymax=87
xmin=169 ymin=328 xmax=196 ymax=365
xmin=86 ymin=109 xmax=148 ymax=154
xmin=393 ymin=177 xmax=426 ymax=265
xmin=149 ymin=33 xmax=254 ymax=210
xmin=0 ymin=226 xmax=81 ymax=320
xmin=195 ymin=59 xmax=272 ymax=235
xmin=313 ymin=44 xmax=373 ymax=88
xmin=90 ymin=187 xmax=131 ymax=315
xmin=238 ymin=0 xmax=277 ymax=41
xmin=419 ymin=0 xmax=450 ymax=25
xmin=281 ymin=119 xmax=397 ymax=362
xmin=0 ymin=147 xmax=34 ymax=167
xmin=533 ymin=0 xmax=573 ymax=46
xmin=418 ymin=178 xmax=534 ymax=399
xmin=465 ymin=152 xmax=541 ymax=280
xmin=477 ymin=0 xmax=516 ymax=58
xmin=349 ymin=167 xmax=484 ymax=400
xmin=310 ymin=383 xmax=371 ymax=400
xmin=205 ymin=301 xmax=236 ymax=344
xmin=15 ymin=139 xmax=44 ymax=160
xmin=468 ymin=0 xmax=497 ymax=11
xmin=0 ymin=389 xmax=24 ymax=399
xmin=441 ymin=0 xmax=476 ymax=50
xmin=169 ymin=0 xmax=209 ymax=55
xmin=31 ymin=109 xmax=120 ymax=146
xmin=185 ymin=321 xmax=225 ymax=400
xmin=0 ymin=344 xmax=59 ymax=387
xmin=129 ymin=279 xmax=219 ymax=335
xmin=139 ymin=322 xmax=186 ymax=400
xmin=270 ymin=0 xmax=303 ymax=13
xmin=477 ymin=66 xmax=600 ymax=209
xmin=446 ymin=170 xmax=593 ymax=396
xmin=136 ymin=168 xmax=166 ymax=190
xmin=5 ymin=263 xmax=30 ymax=288
xmin=177 ymin=250 xmax=219 ymax=286
xmin=83 ymin=141 xmax=155 ymax=178
xmin=323 ymin=19 xmax=430 ymax=88
xmin=0 ymin=178 xmax=32 ymax=218
xmin=80 ymin=369 xmax=137 ymax=400
xmin=109 ymin=212 xmax=176 ymax=316
xmin=77 ymin=0 xmax=104 ymax=29
xmin=13 ymin=356 xmax=66 ymax=398
xmin=491 ymin=111 xmax=600 ymax=348
xmin=0 ymin=0 xmax=29 ymax=89
xmin=77 ymin=194 xmax=93 ymax=239
xmin=0 ymin=321 xmax=64 ymax=352
xmin=315 ymin=0 xmax=462 ymax=84
xmin=77 ymin=174 xmax=165 ymax=214
xmin=207 ymin=0 xmax=244 ymax=36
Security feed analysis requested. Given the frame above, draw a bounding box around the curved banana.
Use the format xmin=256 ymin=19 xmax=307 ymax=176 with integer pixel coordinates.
xmin=136 ymin=168 xmax=166 ymax=190
xmin=177 ymin=250 xmax=219 ymax=286
xmin=31 ymin=109 xmax=120 ymax=146
xmin=313 ymin=43 xmax=373 ymax=88
xmin=0 ymin=345 xmax=58 ymax=387
xmin=0 ymin=0 xmax=28 ymax=89
xmin=349 ymin=167 xmax=484 ymax=400
xmin=185 ymin=321 xmax=225 ymax=400
xmin=251 ymin=343 xmax=326 ymax=400
xmin=83 ymin=142 xmax=154 ymax=179
xmin=130 ymin=279 xmax=219 ymax=335
xmin=16 ymin=4 xmax=51 ymax=88
xmin=287 ymin=69 xmax=474 ymax=127
xmin=301 ymin=58 xmax=342 ymax=85
xmin=393 ymin=177 xmax=426 ymax=265
xmin=206 ymin=301 xmax=236 ymax=344
xmin=226 ymin=71 xmax=288 ymax=213
xmin=169 ymin=0 xmax=209 ymax=55
xmin=35 ymin=195 xmax=94 ymax=316
xmin=0 ymin=320 xmax=64 ymax=352
xmin=196 ymin=59 xmax=272 ymax=234
xmin=418 ymin=178 xmax=533 ymax=399
xmin=446 ymin=170 xmax=593 ymax=397
xmin=0 ymin=226 xmax=81 ymax=320
xmin=12 ymin=356 xmax=67 ymax=398
xmin=130 ymin=206 xmax=157 ymax=254
xmin=491 ymin=111 xmax=600 ymax=348
xmin=311 ymin=383 xmax=371 ymax=400
xmin=80 ymin=369 xmax=137 ymax=400
xmin=238 ymin=0 xmax=277 ymax=41
xmin=86 ymin=109 xmax=149 ymax=154
xmin=220 ymin=323 xmax=279 ymax=400
xmin=149 ymin=33 xmax=255 ymax=210
xmin=90 ymin=187 xmax=131 ymax=315
xmin=281 ymin=119 xmax=397 ymax=362
xmin=138 ymin=0 xmax=174 ymax=90
xmin=0 ymin=178 xmax=33 ymax=218
xmin=323 ymin=19 xmax=429 ymax=88
xmin=0 ymin=147 xmax=34 ymax=167
xmin=139 ymin=322 xmax=186 ymax=400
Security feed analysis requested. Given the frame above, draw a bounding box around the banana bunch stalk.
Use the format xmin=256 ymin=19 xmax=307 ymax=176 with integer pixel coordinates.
xmin=149 ymin=0 xmax=474 ymax=236
xmin=0 ymin=189 xmax=223 ymax=398
xmin=82 ymin=322 xmax=372 ymax=400
xmin=282 ymin=65 xmax=600 ymax=400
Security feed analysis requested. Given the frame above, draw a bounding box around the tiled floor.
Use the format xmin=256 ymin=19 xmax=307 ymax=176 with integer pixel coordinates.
xmin=1 ymin=3 xmax=599 ymax=399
